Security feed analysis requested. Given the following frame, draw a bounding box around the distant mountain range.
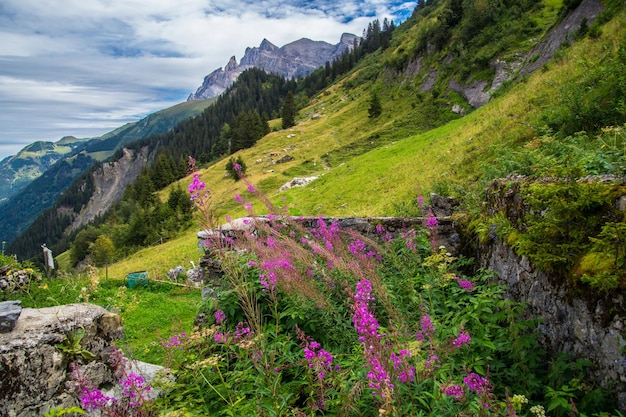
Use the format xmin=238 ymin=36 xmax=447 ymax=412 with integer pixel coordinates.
xmin=0 ymin=99 xmax=214 ymax=245
xmin=187 ymin=33 xmax=358 ymax=100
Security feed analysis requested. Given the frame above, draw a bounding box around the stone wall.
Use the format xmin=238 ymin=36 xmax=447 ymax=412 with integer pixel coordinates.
xmin=0 ymin=303 xmax=124 ymax=417
xmin=480 ymin=239 xmax=626 ymax=397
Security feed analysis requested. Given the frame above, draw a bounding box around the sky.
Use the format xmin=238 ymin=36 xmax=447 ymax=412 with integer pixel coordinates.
xmin=0 ymin=0 xmax=415 ymax=160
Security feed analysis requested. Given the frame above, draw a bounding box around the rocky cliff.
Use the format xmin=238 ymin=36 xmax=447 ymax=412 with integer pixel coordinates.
xmin=188 ymin=33 xmax=359 ymax=101
xmin=69 ymin=146 xmax=152 ymax=232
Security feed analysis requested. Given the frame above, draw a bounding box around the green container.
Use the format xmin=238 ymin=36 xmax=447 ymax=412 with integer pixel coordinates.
xmin=125 ymin=271 xmax=148 ymax=288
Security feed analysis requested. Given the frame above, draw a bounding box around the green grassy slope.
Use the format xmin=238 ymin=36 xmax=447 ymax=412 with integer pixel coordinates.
xmin=101 ymin=2 xmax=625 ymax=280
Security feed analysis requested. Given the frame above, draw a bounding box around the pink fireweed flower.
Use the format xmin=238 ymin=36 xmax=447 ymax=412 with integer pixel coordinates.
xmin=452 ymin=331 xmax=471 ymax=348
xmin=349 ymin=238 xmax=366 ymax=255
xmin=464 ymin=372 xmax=490 ymax=395
xmin=214 ymin=332 xmax=226 ymax=343
xmin=235 ymin=322 xmax=252 ymax=339
xmin=162 ymin=332 xmax=187 ymax=349
xmin=122 ymin=373 xmax=151 ymax=407
xmin=416 ymin=314 xmax=435 ymax=341
xmin=188 ymin=173 xmax=205 ymax=194
xmin=234 ymin=163 xmax=242 ymax=172
xmin=214 ymin=310 xmax=226 ymax=324
xmin=234 ymin=194 xmax=243 ymax=203
xmin=366 ymin=356 xmax=393 ymax=396
xmin=417 ymin=195 xmax=424 ymax=207
xmin=457 ymin=278 xmax=474 ymax=290
xmin=303 ymin=339 xmax=333 ymax=380
xmin=247 ymin=184 xmax=257 ymax=193
xmin=187 ymin=155 xmax=197 ymax=174
xmin=443 ymin=383 xmax=465 ymax=401
xmin=188 ymin=174 xmax=207 ymax=201
xmin=425 ymin=215 xmax=438 ymax=228
xmin=425 ymin=354 xmax=440 ymax=369
xmin=79 ymin=388 xmax=117 ymax=411
xmin=353 ymin=279 xmax=380 ymax=341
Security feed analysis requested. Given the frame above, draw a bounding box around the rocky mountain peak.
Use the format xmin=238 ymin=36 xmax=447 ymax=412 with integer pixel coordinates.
xmin=225 ymin=56 xmax=238 ymax=72
xmin=187 ymin=33 xmax=358 ymax=101
xmin=259 ymin=38 xmax=278 ymax=52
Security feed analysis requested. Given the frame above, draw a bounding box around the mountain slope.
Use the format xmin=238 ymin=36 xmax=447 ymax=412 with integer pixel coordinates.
xmin=0 ymin=137 xmax=95 ymax=203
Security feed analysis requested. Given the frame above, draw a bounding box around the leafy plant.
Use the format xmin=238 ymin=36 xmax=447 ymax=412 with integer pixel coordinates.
xmin=43 ymin=406 xmax=85 ymax=416
xmin=56 ymin=327 xmax=97 ymax=361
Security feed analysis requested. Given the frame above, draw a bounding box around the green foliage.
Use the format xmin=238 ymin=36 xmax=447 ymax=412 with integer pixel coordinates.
xmin=480 ymin=177 xmax=626 ymax=291
xmin=43 ymin=406 xmax=85 ymax=416
xmin=56 ymin=327 xmax=97 ymax=360
xmin=540 ymin=43 xmax=626 ymax=137
xmin=90 ymin=235 xmax=115 ymax=267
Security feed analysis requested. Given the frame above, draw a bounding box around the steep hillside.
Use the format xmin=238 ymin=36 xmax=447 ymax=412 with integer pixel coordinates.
xmin=102 ymin=0 xmax=624 ymax=282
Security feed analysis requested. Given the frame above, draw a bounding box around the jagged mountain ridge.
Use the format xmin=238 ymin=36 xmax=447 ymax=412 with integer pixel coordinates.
xmin=187 ymin=33 xmax=359 ymax=101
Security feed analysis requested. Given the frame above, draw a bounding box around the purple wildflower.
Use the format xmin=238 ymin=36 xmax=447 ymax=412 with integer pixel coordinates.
xmin=235 ymin=322 xmax=252 ymax=338
xmin=79 ymin=388 xmax=117 ymax=411
xmin=122 ymin=373 xmax=151 ymax=407
xmin=464 ymin=372 xmax=490 ymax=395
xmin=234 ymin=194 xmax=243 ymax=203
xmin=425 ymin=354 xmax=440 ymax=368
xmin=457 ymin=278 xmax=474 ymax=291
xmin=215 ymin=310 xmax=226 ymax=324
xmin=452 ymin=332 xmax=471 ymax=348
xmin=349 ymin=239 xmax=366 ymax=255
xmin=247 ymin=184 xmax=257 ymax=193
xmin=425 ymin=215 xmax=438 ymax=228
xmin=162 ymin=332 xmax=187 ymax=349
xmin=443 ymin=383 xmax=465 ymax=400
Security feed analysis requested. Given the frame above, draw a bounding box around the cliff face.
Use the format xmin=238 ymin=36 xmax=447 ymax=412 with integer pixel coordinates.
xmin=69 ymin=146 xmax=151 ymax=232
xmin=188 ymin=33 xmax=358 ymax=101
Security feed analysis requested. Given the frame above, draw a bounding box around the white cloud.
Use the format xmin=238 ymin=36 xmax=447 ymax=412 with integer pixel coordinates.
xmin=0 ymin=0 xmax=413 ymax=159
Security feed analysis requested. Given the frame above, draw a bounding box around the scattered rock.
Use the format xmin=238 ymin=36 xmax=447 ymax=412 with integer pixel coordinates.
xmin=0 ymin=300 xmax=22 ymax=333
xmin=279 ymin=176 xmax=319 ymax=192
xmin=167 ymin=266 xmax=185 ymax=281
xmin=451 ymin=104 xmax=466 ymax=116
xmin=275 ymin=154 xmax=294 ymax=164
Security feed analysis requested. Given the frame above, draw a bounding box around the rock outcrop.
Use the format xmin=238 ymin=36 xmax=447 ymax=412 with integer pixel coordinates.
xmin=0 ymin=300 xmax=22 ymax=333
xmin=0 ymin=304 xmax=124 ymax=417
xmin=188 ymin=33 xmax=359 ymax=101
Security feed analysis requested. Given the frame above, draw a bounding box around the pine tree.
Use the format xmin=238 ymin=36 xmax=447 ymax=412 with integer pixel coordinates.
xmin=282 ymin=91 xmax=296 ymax=129
xmin=368 ymin=92 xmax=382 ymax=119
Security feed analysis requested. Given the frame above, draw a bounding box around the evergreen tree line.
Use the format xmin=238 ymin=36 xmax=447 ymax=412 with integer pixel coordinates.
xmin=7 ymin=15 xmax=398 ymax=266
